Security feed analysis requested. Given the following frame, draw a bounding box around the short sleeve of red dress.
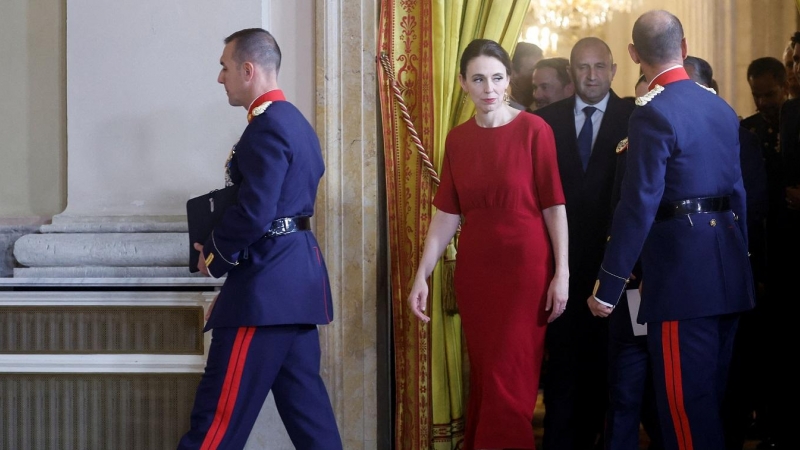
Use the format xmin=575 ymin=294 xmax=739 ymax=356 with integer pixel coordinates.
xmin=432 ymin=148 xmax=460 ymax=215
xmin=530 ymin=118 xmax=565 ymax=209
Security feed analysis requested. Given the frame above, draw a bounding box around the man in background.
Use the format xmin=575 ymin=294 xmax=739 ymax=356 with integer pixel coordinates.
xmin=598 ymin=72 xmax=664 ymax=450
xmin=783 ymin=40 xmax=800 ymax=99
xmin=531 ymin=57 xmax=575 ymax=110
xmin=741 ymin=57 xmax=787 ymax=228
xmin=535 ymin=36 xmax=635 ymax=450
xmin=508 ymin=42 xmax=543 ymax=111
xmin=768 ymin=29 xmax=800 ymax=450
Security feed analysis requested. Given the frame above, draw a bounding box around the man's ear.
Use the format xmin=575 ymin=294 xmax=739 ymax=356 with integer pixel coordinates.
xmin=680 ymin=38 xmax=688 ymax=60
xmin=242 ymin=62 xmax=255 ymax=81
xmin=628 ymin=43 xmax=640 ymax=64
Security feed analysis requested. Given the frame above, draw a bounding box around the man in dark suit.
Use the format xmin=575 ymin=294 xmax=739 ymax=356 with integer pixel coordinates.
xmin=766 ymin=30 xmax=800 ymax=450
xmin=597 ymin=74 xmax=664 ymax=450
xmin=534 ymin=36 xmax=635 ymax=450
xmin=588 ymin=10 xmax=754 ymax=450
xmin=178 ymin=28 xmax=342 ymax=450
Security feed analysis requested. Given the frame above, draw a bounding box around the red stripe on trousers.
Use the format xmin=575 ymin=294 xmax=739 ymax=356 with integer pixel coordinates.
xmin=661 ymin=321 xmax=693 ymax=450
xmin=200 ymin=326 xmax=256 ymax=450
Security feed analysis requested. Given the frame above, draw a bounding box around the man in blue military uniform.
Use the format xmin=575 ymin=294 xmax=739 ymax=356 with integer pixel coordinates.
xmin=684 ymin=54 xmax=773 ymax=450
xmin=177 ymin=28 xmax=342 ymax=450
xmin=587 ymin=10 xmax=754 ymax=450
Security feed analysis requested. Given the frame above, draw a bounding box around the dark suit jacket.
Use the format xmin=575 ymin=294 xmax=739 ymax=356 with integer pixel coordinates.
xmin=595 ymin=80 xmax=754 ymax=322
xmin=535 ymin=91 xmax=636 ymax=301
xmin=202 ymin=100 xmax=333 ymax=330
xmin=738 ymin=126 xmax=769 ymax=283
xmin=780 ymin=98 xmax=800 ymax=187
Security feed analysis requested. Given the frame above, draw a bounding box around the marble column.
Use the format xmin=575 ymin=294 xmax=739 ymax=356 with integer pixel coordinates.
xmin=313 ymin=1 xmax=381 ymax=448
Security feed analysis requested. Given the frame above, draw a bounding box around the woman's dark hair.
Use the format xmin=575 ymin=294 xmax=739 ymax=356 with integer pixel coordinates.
xmin=684 ymin=55 xmax=713 ymax=87
xmin=459 ymin=39 xmax=512 ymax=78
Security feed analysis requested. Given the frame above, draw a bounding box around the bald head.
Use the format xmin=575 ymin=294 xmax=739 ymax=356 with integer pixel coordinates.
xmin=631 ymin=10 xmax=684 ymax=66
xmin=570 ymin=37 xmax=613 ymax=66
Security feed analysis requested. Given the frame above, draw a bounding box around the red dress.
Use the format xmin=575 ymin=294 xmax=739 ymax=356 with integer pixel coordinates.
xmin=433 ymin=112 xmax=564 ymax=449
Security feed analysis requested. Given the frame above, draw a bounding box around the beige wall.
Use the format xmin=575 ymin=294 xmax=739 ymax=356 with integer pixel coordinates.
xmin=524 ymin=2 xmax=800 ymax=116
xmin=0 ymin=0 xmax=66 ymax=219
xmin=606 ymin=1 xmax=800 ymax=116
xmin=5 ymin=1 xmax=800 ymax=220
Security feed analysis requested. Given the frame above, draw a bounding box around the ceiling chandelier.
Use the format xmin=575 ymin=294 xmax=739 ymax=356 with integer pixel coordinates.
xmin=523 ymin=0 xmax=639 ymax=54
xmin=533 ymin=0 xmax=637 ymax=31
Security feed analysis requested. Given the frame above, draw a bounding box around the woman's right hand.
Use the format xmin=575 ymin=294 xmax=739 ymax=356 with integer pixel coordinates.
xmin=407 ymin=275 xmax=431 ymax=323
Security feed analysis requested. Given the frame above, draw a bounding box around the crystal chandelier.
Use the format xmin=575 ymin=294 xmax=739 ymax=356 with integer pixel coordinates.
xmin=523 ymin=0 xmax=638 ymax=54
xmin=533 ymin=0 xmax=637 ymax=31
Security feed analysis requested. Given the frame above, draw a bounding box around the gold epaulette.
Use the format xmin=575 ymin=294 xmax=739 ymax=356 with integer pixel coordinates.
xmin=246 ymin=101 xmax=274 ymax=122
xmin=252 ymin=101 xmax=273 ymax=117
xmin=615 ymin=137 xmax=629 ymax=154
xmin=696 ymin=82 xmax=717 ymax=95
xmin=635 ymin=84 xmax=664 ymax=106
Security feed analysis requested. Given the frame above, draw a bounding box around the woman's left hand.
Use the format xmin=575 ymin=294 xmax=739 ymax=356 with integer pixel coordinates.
xmin=546 ymin=272 xmax=569 ymax=323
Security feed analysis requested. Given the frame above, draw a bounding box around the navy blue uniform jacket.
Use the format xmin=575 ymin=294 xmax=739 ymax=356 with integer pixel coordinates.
xmin=594 ymin=79 xmax=754 ymax=322
xmin=203 ymin=101 xmax=333 ymax=330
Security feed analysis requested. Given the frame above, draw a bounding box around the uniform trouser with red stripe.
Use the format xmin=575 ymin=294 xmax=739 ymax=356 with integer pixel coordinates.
xmin=177 ymin=324 xmax=342 ymax=450
xmin=647 ymin=314 xmax=739 ymax=450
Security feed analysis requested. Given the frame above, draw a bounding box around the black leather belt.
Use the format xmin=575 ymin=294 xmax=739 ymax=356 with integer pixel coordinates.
xmin=656 ymin=196 xmax=730 ymax=221
xmin=264 ymin=216 xmax=311 ymax=238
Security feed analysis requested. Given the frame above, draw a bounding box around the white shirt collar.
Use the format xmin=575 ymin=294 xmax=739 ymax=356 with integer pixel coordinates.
xmin=574 ymin=91 xmax=611 ymax=116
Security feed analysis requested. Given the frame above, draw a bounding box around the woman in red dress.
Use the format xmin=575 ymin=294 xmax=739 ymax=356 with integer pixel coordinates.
xmin=407 ymin=39 xmax=569 ymax=450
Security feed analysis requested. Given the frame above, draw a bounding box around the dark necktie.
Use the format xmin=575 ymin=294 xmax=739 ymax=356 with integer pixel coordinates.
xmin=578 ymin=106 xmax=597 ymax=171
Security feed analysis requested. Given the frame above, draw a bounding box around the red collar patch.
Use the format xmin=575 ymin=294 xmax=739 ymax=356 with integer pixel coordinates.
xmin=247 ymin=89 xmax=286 ymax=122
xmin=649 ymin=67 xmax=689 ymax=90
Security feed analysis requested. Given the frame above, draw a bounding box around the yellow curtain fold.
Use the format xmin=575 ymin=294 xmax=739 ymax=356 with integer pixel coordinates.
xmin=379 ymin=1 xmax=531 ymax=449
xmin=378 ymin=2 xmax=437 ymax=448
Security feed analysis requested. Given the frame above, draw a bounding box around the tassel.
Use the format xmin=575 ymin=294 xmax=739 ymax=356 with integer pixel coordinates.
xmin=442 ymin=236 xmax=459 ymax=315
